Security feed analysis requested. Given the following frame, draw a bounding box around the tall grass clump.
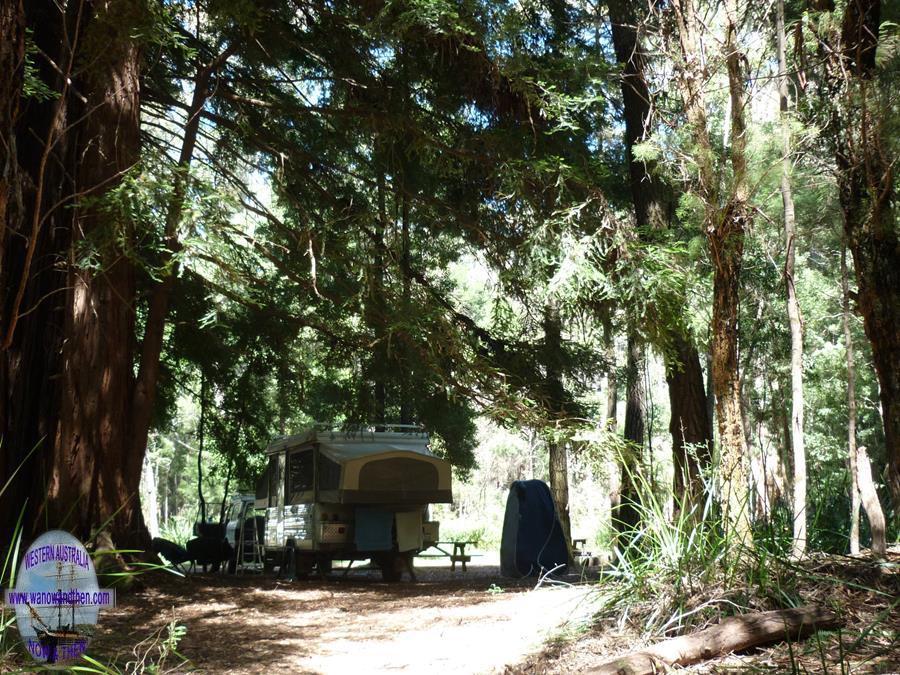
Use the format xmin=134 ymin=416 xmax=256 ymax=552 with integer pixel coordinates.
xmin=593 ymin=446 xmax=784 ymax=638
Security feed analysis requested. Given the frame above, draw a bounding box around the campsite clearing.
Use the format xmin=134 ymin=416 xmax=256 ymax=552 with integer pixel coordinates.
xmin=90 ymin=562 xmax=598 ymax=674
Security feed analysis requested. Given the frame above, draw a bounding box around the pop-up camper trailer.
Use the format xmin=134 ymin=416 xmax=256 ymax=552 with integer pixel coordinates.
xmin=256 ymin=426 xmax=452 ymax=580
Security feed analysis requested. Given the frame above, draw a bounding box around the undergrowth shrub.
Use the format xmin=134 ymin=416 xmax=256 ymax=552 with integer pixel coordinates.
xmin=594 ymin=452 xmax=806 ymax=638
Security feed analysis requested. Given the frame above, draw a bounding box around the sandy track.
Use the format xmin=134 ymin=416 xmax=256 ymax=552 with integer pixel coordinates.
xmin=91 ymin=564 xmax=598 ymax=674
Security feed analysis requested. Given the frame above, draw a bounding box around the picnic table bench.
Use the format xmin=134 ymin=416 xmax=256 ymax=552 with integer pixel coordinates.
xmin=418 ymin=541 xmax=477 ymax=571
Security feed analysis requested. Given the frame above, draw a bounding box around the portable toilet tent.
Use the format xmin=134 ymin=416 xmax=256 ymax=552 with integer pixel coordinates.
xmin=500 ymin=480 xmax=568 ymax=577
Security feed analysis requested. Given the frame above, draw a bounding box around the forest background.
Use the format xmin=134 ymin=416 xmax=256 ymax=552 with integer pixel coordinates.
xmin=0 ymin=0 xmax=898 ymax=571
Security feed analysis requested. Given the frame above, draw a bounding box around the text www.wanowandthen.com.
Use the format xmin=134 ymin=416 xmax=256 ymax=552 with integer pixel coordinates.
xmin=4 ymin=588 xmax=115 ymax=608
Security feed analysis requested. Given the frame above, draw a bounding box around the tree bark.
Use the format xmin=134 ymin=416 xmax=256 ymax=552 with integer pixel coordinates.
xmin=0 ymin=0 xmax=24 ymax=251
xmin=47 ymin=0 xmax=146 ymax=549
xmin=855 ymin=445 xmax=886 ymax=557
xmin=141 ymin=452 xmax=159 ymax=539
xmin=670 ymin=0 xmax=753 ymax=546
xmin=624 ymin=338 xmax=646 ymax=452
xmin=841 ymin=242 xmax=861 ymax=555
xmin=40 ymin=7 xmax=227 ymax=552
xmin=605 ymin=335 xmax=618 ymax=432
xmin=667 ymin=332 xmax=712 ymax=505
xmin=399 ymin=192 xmax=412 ymax=425
xmin=370 ymin=164 xmax=388 ymax=426
xmin=607 ymin=0 xmax=711 ymax=504
xmin=547 ymin=434 xmax=573 ymax=561
xmin=776 ymin=0 xmax=807 ymax=560
xmin=589 ymin=606 xmax=840 ymax=675
xmin=825 ymin=0 xmax=900 ymax=509
xmin=0 ymin=0 xmax=73 ymax=548
xmin=616 ymin=334 xmax=644 ymax=538
xmin=542 ymin=302 xmax=574 ymax=562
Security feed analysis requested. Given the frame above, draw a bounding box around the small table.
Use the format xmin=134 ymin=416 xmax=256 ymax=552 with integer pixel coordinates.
xmin=426 ymin=541 xmax=476 ymax=571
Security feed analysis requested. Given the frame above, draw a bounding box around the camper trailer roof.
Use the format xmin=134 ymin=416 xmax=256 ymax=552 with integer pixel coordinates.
xmin=264 ymin=427 xmax=433 ymax=463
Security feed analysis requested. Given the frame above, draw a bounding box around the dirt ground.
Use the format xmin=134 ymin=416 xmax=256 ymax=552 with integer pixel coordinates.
xmin=89 ymin=560 xmax=600 ymax=674
xmin=74 ymin=547 xmax=900 ymax=674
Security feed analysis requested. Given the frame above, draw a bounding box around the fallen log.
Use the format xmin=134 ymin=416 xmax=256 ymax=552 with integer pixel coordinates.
xmin=589 ymin=605 xmax=840 ymax=675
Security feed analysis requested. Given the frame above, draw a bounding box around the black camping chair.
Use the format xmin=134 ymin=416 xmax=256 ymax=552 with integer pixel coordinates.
xmin=151 ymin=537 xmax=192 ymax=574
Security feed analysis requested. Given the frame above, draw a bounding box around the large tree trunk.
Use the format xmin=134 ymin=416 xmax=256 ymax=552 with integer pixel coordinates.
xmin=0 ymin=0 xmax=24 ymax=244
xmin=49 ymin=0 xmax=146 ymax=549
xmin=840 ymin=179 xmax=899 ymax=509
xmin=776 ymin=0 xmax=807 ymax=559
xmin=670 ymin=0 xmax=753 ymax=546
xmin=1 ymin=0 xmax=73 ymax=547
xmin=37 ymin=0 xmax=219 ymax=552
xmin=827 ymin=0 xmax=900 ymax=509
xmin=608 ymin=0 xmax=711 ymax=507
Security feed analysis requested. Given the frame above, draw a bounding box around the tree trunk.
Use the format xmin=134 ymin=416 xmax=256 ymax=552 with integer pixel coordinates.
xmin=607 ymin=0 xmax=711 ymax=504
xmin=547 ymin=434 xmax=573 ymax=562
xmin=829 ymin=0 xmax=900 ymax=509
xmin=705 ymin=351 xmax=715 ymax=442
xmin=399 ymin=192 xmax=412 ymax=425
xmin=710 ymin=231 xmax=752 ymax=547
xmin=624 ymin=335 xmax=646 ymax=449
xmin=607 ymin=0 xmax=668 ymax=232
xmin=855 ymin=445 xmax=887 ymax=557
xmin=841 ymin=242 xmax=861 ymax=555
xmin=605 ymin=336 xmax=618 ymax=432
xmin=0 ymin=0 xmax=24 ymax=252
xmin=776 ymin=0 xmax=807 ymax=560
xmin=48 ymin=0 xmax=146 ymax=549
xmin=141 ymin=452 xmax=160 ymax=539
xmin=589 ymin=606 xmax=840 ymax=675
xmin=0 ymin=0 xmax=71 ymax=548
xmin=616 ymin=334 xmax=644 ymax=538
xmin=542 ymin=302 xmax=573 ymax=562
xmin=670 ymin=0 xmax=753 ymax=546
xmin=197 ymin=376 xmax=207 ymax=524
xmin=667 ymin=332 xmax=712 ymax=505
xmin=40 ymin=3 xmax=223 ymax=552
xmin=370 ymin=165 xmax=388 ymax=426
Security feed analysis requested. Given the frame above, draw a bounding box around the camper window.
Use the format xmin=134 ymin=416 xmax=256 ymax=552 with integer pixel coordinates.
xmin=256 ymin=458 xmax=274 ymax=501
xmin=288 ymin=449 xmax=314 ymax=501
xmin=269 ymin=455 xmax=285 ymax=508
xmin=319 ymin=454 xmax=341 ymax=490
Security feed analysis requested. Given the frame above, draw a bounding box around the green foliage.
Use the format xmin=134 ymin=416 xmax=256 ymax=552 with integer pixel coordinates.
xmin=22 ymin=29 xmax=54 ymax=102
xmin=65 ymin=0 xmax=894 ymax=562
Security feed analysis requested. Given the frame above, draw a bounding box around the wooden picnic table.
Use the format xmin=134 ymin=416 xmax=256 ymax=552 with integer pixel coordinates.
xmin=420 ymin=540 xmax=477 ymax=571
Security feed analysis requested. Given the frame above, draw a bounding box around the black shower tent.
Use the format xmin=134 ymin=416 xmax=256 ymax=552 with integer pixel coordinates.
xmin=500 ymin=479 xmax=569 ymax=577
